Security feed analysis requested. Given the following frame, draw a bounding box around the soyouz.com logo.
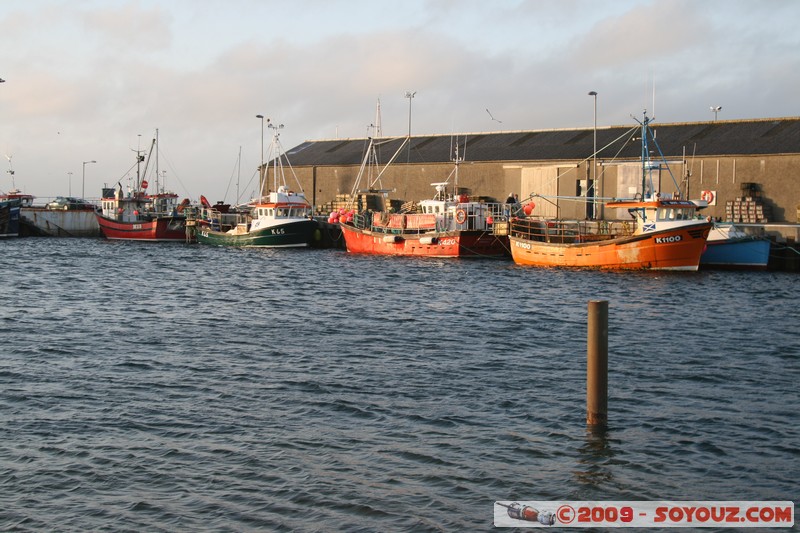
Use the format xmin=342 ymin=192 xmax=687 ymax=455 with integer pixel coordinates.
xmin=493 ymin=501 xmax=794 ymax=527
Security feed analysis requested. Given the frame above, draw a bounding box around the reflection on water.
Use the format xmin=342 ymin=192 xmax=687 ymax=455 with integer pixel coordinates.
xmin=574 ymin=426 xmax=615 ymax=489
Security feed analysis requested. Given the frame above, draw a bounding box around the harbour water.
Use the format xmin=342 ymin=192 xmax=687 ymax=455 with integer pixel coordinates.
xmin=1 ymin=239 xmax=798 ymax=531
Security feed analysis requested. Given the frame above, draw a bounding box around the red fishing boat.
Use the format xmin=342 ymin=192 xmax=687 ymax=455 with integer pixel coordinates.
xmin=96 ymin=188 xmax=189 ymax=241
xmin=96 ymin=131 xmax=192 ymax=242
xmin=337 ymin=136 xmax=509 ymax=258
xmin=339 ymin=194 xmax=508 ymax=257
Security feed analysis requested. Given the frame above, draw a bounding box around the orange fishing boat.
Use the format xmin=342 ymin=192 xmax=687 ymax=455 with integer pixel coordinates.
xmin=509 ymin=113 xmax=711 ymax=270
xmin=509 ymin=199 xmax=710 ymax=270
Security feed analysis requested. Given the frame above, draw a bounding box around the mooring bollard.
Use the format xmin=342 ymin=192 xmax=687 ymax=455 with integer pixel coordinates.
xmin=587 ymin=300 xmax=608 ymax=427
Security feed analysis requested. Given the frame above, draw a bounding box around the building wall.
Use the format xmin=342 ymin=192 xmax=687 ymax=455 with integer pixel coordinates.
xmin=281 ymin=152 xmax=800 ymax=223
xmin=686 ymin=154 xmax=799 ymax=222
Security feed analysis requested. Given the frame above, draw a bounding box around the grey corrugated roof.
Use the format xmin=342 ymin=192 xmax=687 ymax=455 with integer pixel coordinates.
xmin=283 ymin=117 xmax=800 ymax=167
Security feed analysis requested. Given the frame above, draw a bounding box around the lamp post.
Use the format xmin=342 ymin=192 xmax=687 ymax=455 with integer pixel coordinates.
xmin=588 ymin=91 xmax=598 ymax=219
xmin=404 ymin=90 xmax=416 ymax=137
xmin=256 ymin=114 xmax=265 ymax=197
xmin=710 ymin=105 xmax=722 ymax=121
xmin=82 ymin=160 xmax=96 ymax=199
xmin=68 ymin=171 xmax=73 ymax=196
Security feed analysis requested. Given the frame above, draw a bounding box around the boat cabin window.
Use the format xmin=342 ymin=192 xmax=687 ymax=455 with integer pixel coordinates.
xmin=421 ymin=203 xmax=445 ymax=214
xmin=628 ymin=208 xmax=645 ymax=221
xmin=656 ymin=207 xmax=692 ymax=221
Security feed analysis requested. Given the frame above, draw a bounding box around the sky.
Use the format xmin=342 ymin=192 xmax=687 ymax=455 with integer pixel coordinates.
xmin=1 ymin=0 xmax=799 ymax=204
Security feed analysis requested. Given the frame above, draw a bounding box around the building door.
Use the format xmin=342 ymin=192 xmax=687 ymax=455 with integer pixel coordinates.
xmin=520 ymin=166 xmax=559 ymax=218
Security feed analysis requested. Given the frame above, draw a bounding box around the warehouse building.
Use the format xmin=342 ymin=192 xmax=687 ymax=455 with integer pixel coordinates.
xmin=267 ymin=116 xmax=800 ymax=225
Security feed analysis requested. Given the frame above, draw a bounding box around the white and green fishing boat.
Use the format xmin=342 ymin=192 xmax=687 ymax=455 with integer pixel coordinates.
xmin=196 ymin=120 xmax=317 ymax=248
xmin=196 ymin=185 xmax=316 ymax=247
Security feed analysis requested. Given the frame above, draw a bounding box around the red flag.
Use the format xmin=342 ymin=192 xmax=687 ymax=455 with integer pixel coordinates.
xmin=200 ymin=195 xmax=211 ymax=208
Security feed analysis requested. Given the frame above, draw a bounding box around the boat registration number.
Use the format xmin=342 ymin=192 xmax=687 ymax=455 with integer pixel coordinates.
xmin=271 ymin=228 xmax=285 ymax=235
xmin=133 ymin=224 xmax=142 ymax=230
xmin=515 ymin=241 xmax=532 ymax=250
xmin=439 ymin=238 xmax=457 ymax=246
xmin=655 ymin=235 xmax=682 ymax=244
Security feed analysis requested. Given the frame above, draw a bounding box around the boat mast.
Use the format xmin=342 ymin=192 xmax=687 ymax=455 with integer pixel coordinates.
xmin=267 ymin=120 xmax=284 ymax=191
xmin=374 ymin=98 xmax=382 ymax=138
xmin=133 ymin=134 xmax=156 ymax=196
xmin=155 ymin=128 xmax=159 ymax=195
xmin=638 ymin=112 xmax=682 ymax=200
xmin=640 ymin=112 xmax=649 ymax=199
xmin=134 ymin=142 xmax=143 ymax=194
xmin=450 ymin=135 xmax=466 ymax=199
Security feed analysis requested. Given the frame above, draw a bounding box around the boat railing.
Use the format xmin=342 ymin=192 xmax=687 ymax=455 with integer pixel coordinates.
xmin=365 ymin=211 xmax=435 ymax=235
xmin=451 ymin=202 xmax=516 ymax=231
xmin=351 ymin=204 xmax=512 ymax=233
xmin=199 ymin=207 xmax=249 ymax=231
xmin=510 ymin=217 xmax=635 ymax=243
xmin=349 ymin=211 xmax=437 ymax=235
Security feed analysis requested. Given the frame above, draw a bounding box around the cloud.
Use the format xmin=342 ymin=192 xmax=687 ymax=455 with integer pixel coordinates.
xmin=569 ymin=1 xmax=706 ymax=70
xmin=80 ymin=1 xmax=173 ymax=53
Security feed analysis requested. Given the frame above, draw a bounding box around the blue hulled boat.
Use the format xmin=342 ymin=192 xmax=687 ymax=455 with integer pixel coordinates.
xmin=700 ymin=224 xmax=771 ymax=270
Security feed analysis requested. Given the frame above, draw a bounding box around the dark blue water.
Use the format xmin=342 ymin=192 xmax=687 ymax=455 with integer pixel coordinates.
xmin=1 ymin=239 xmax=798 ymax=531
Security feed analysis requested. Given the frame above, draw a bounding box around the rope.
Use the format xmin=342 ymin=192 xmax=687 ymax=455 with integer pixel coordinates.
xmin=532 ymin=124 xmax=640 ymax=194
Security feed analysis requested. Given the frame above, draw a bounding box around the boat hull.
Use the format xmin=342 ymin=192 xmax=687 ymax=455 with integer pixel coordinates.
xmin=700 ymin=238 xmax=770 ymax=270
xmin=196 ymin=219 xmax=317 ymax=247
xmin=340 ymin=223 xmax=508 ymax=258
xmin=21 ymin=208 xmax=101 ymax=237
xmin=509 ymin=223 xmax=711 ymax=270
xmin=96 ymin=213 xmax=190 ymax=241
xmin=0 ymin=200 xmax=21 ymax=238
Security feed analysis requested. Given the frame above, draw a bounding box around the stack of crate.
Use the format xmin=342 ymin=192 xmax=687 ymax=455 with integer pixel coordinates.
xmin=317 ymin=192 xmax=394 ymax=215
xmin=399 ymin=200 xmax=417 ymax=213
xmin=724 ymin=182 xmax=771 ymax=223
xmin=316 ymin=193 xmax=349 ymax=215
xmin=386 ymin=199 xmax=404 ymax=212
xmin=359 ymin=193 xmax=388 ymax=212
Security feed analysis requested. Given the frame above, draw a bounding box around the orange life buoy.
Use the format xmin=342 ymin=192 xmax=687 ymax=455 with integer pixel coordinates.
xmin=700 ymin=190 xmax=714 ymax=203
xmin=455 ymin=209 xmax=467 ymax=224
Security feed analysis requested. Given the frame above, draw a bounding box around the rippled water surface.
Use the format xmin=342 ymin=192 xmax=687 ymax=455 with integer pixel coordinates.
xmin=1 ymin=238 xmax=798 ymax=531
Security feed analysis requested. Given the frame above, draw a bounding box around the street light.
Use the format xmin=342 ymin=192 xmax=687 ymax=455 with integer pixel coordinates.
xmin=405 ymin=90 xmax=416 ymax=137
xmin=82 ymin=160 xmax=96 ymax=199
xmin=588 ymin=91 xmax=598 ymax=219
xmin=710 ymin=106 xmax=722 ymax=121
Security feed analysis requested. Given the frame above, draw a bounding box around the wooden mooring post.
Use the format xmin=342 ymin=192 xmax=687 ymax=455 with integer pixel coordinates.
xmin=587 ymin=300 xmax=608 ymax=427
